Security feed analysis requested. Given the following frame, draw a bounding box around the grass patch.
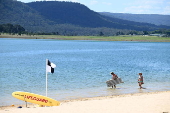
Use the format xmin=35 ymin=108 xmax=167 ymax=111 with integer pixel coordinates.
xmin=37 ymin=35 xmax=170 ymax=42
xmin=1 ymin=34 xmax=170 ymax=42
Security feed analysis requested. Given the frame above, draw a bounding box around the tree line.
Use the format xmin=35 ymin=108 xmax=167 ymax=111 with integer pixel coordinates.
xmin=0 ymin=23 xmax=170 ymax=37
xmin=0 ymin=24 xmax=25 ymax=35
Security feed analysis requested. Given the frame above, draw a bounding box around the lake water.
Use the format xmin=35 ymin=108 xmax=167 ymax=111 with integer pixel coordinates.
xmin=0 ymin=38 xmax=170 ymax=106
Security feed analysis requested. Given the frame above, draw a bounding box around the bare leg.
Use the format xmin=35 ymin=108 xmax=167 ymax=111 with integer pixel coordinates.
xmin=139 ymin=83 xmax=142 ymax=89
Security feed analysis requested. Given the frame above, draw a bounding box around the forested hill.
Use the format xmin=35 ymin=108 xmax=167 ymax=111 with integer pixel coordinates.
xmin=27 ymin=1 xmax=105 ymax=27
xmin=0 ymin=0 xmax=170 ymax=34
xmin=26 ymin=1 xmax=144 ymax=30
xmin=100 ymin=12 xmax=170 ymax=26
xmin=0 ymin=0 xmax=55 ymax=32
xmin=26 ymin=1 xmax=169 ymax=30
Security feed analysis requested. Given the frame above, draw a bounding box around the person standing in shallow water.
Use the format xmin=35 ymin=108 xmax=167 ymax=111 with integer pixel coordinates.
xmin=138 ymin=73 xmax=144 ymax=89
xmin=111 ymin=72 xmax=118 ymax=88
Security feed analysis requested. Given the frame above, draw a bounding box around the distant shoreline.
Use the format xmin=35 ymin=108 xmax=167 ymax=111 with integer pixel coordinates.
xmin=1 ymin=34 xmax=170 ymax=42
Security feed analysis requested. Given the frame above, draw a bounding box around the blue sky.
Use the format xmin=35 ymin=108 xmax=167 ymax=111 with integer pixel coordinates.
xmin=18 ymin=0 xmax=170 ymax=15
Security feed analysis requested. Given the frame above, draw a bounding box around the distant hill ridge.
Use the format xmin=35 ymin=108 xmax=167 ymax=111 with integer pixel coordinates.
xmin=26 ymin=1 xmax=107 ymax=27
xmin=100 ymin=12 xmax=170 ymax=26
xmin=26 ymin=1 xmax=170 ymax=30
xmin=0 ymin=0 xmax=170 ymax=34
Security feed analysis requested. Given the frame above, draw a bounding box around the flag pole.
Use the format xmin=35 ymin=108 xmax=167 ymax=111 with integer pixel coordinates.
xmin=46 ymin=59 xmax=56 ymax=97
xmin=46 ymin=59 xmax=48 ymax=97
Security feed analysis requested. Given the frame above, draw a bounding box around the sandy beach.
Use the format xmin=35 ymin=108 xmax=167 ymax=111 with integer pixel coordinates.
xmin=1 ymin=91 xmax=170 ymax=113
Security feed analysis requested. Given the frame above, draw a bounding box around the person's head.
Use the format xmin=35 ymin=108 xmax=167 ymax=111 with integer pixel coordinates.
xmin=111 ymin=72 xmax=114 ymax=75
xmin=139 ymin=73 xmax=142 ymax=76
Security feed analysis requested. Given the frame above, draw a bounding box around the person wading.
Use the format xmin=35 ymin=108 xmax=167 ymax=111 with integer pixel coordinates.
xmin=138 ymin=73 xmax=144 ymax=89
xmin=111 ymin=72 xmax=118 ymax=88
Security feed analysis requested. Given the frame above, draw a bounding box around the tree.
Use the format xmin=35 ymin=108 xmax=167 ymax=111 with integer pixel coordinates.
xmin=99 ymin=31 xmax=104 ymax=36
xmin=0 ymin=24 xmax=25 ymax=34
xmin=165 ymin=31 xmax=170 ymax=37
xmin=143 ymin=31 xmax=149 ymax=35
xmin=14 ymin=25 xmax=25 ymax=33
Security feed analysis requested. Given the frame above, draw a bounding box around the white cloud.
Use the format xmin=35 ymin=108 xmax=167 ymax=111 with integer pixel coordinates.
xmin=162 ymin=6 xmax=170 ymax=14
xmin=130 ymin=0 xmax=163 ymax=5
xmin=35 ymin=0 xmax=79 ymax=2
xmin=90 ymin=0 xmax=98 ymax=5
xmin=102 ymin=2 xmax=112 ymax=6
xmin=124 ymin=0 xmax=170 ymax=14
xmin=124 ymin=4 xmax=153 ymax=14
xmin=89 ymin=0 xmax=112 ymax=6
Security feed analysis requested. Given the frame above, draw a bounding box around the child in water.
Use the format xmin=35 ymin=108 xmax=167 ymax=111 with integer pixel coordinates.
xmin=138 ymin=73 xmax=144 ymax=89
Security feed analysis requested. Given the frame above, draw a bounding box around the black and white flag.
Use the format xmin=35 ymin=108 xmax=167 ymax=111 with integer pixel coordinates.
xmin=46 ymin=59 xmax=56 ymax=74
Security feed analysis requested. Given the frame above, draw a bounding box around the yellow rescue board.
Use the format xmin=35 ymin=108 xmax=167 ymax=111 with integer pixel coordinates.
xmin=12 ymin=91 xmax=60 ymax=106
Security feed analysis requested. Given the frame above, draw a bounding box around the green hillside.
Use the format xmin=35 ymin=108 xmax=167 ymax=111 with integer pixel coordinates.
xmin=27 ymin=1 xmax=169 ymax=31
xmin=0 ymin=0 xmax=170 ymax=36
xmin=0 ymin=0 xmax=55 ymax=32
xmin=100 ymin=12 xmax=170 ymax=26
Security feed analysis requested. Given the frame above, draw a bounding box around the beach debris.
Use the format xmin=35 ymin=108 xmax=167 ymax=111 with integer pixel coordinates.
xmin=17 ymin=106 xmax=22 ymax=108
xmin=38 ymin=105 xmax=45 ymax=107
xmin=11 ymin=104 xmax=15 ymax=107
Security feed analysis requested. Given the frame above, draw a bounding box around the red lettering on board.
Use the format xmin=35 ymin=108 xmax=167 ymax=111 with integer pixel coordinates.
xmin=25 ymin=95 xmax=33 ymax=100
xmin=24 ymin=95 xmax=48 ymax=103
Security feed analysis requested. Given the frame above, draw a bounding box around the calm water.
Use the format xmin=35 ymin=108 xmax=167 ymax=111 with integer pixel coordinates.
xmin=0 ymin=38 xmax=170 ymax=106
